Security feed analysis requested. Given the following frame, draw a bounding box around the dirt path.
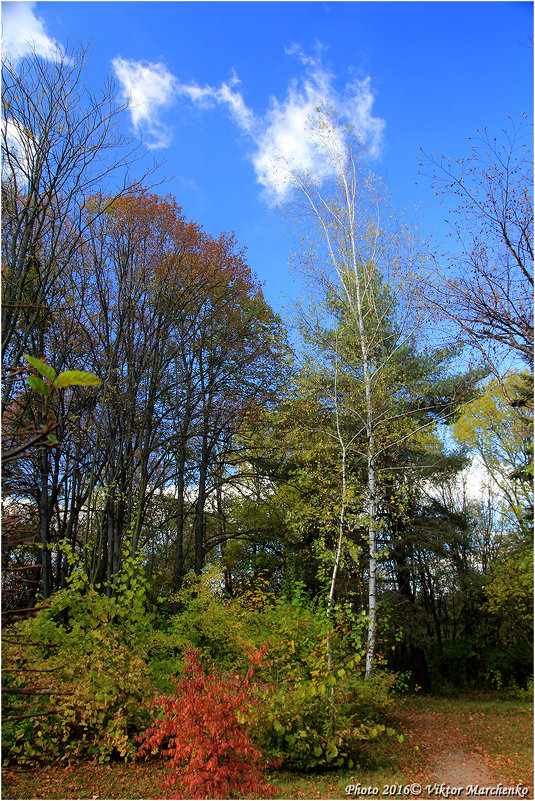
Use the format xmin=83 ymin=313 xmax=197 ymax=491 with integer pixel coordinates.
xmin=428 ymin=751 xmax=496 ymax=795
xmin=397 ymin=706 xmax=513 ymax=799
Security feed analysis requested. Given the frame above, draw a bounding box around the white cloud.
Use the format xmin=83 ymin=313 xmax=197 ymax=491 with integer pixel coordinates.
xmin=1 ymin=117 xmax=32 ymax=183
xmin=251 ymin=53 xmax=385 ymax=204
xmin=251 ymin=75 xmax=340 ymax=203
xmin=177 ymin=72 xmax=255 ymax=133
xmin=110 ymin=45 xmax=385 ymax=198
xmin=112 ymin=57 xmax=178 ymax=149
xmin=284 ymin=42 xmax=322 ymax=68
xmin=175 ymin=48 xmax=385 ymax=205
xmin=343 ymin=76 xmax=385 ymax=159
xmin=1 ymin=1 xmax=64 ymax=62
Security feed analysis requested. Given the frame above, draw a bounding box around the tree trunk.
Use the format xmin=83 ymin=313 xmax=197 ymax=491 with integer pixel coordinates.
xmin=194 ymin=436 xmax=209 ymax=576
xmin=38 ymin=449 xmax=52 ymax=599
xmin=172 ymin=463 xmax=186 ymax=591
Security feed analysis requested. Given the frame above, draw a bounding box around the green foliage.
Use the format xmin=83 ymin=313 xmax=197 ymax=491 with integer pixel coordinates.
xmin=250 ymin=666 xmax=398 ymax=771
xmin=453 ymin=372 xmax=533 ymax=534
xmin=20 ymin=355 xmax=102 ymax=446
xmin=144 ymin=629 xmax=184 ymax=693
xmin=2 ymin=564 xmax=401 ymax=773
xmin=165 ymin=571 xmax=361 ymax=681
xmin=24 ymin=355 xmax=58 ymax=382
xmin=167 ymin=571 xmax=251 ymax=673
xmin=158 ymin=573 xmax=397 ymax=772
xmin=484 ymin=545 xmax=534 ymax=649
xmin=2 ymin=548 xmax=153 ymax=764
xmin=24 ymin=355 xmax=102 ymax=393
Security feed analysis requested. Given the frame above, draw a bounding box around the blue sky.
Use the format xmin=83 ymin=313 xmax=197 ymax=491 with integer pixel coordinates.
xmin=2 ymin=0 xmax=533 ymax=314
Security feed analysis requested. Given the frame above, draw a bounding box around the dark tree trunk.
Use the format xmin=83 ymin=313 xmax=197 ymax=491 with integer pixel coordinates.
xmin=38 ymin=449 xmax=52 ymax=599
xmin=194 ymin=455 xmax=208 ymax=575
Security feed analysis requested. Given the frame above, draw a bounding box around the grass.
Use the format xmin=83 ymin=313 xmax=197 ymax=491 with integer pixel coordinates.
xmin=272 ymin=738 xmax=424 ymax=800
xmin=2 ymin=693 xmax=533 ymax=800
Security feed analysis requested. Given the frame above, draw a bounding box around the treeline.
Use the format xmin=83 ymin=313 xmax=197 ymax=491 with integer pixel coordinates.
xmin=2 ymin=42 xmax=533 ymax=709
xmin=3 ymin=188 xmax=285 ymax=599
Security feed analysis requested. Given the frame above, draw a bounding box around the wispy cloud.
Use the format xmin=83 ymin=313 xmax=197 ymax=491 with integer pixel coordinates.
xmin=1 ymin=117 xmax=32 ymax=184
xmin=175 ymin=47 xmax=385 ymax=204
xmin=177 ymin=72 xmax=255 ymax=133
xmin=1 ymin=0 xmax=65 ymax=62
xmin=112 ymin=57 xmax=178 ymax=149
xmin=251 ymin=49 xmax=385 ymax=203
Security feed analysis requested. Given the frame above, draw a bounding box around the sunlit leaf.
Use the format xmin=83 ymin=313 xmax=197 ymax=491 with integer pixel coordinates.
xmin=54 ymin=370 xmax=102 ymax=388
xmin=27 ymin=375 xmax=48 ymax=395
xmin=24 ymin=355 xmax=57 ymax=381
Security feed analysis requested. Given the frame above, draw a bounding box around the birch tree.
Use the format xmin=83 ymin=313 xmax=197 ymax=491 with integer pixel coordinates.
xmin=290 ymin=109 xmax=432 ymax=674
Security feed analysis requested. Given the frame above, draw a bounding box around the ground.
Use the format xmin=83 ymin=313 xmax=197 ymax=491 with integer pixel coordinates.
xmin=2 ymin=694 xmax=533 ymax=800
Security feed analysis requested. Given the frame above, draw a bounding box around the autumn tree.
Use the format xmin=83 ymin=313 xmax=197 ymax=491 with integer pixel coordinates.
xmin=286 ymin=109 xmax=435 ymax=673
xmin=411 ymin=117 xmax=533 ymax=688
xmin=281 ymin=108 xmax=488 ymax=675
xmin=420 ymin=116 xmax=533 ymax=399
xmin=5 ymin=187 xmax=287 ymax=597
xmin=166 ymin=230 xmax=286 ymax=583
xmin=0 ymin=42 xmax=151 ymax=601
xmin=453 ymin=372 xmax=533 ymax=536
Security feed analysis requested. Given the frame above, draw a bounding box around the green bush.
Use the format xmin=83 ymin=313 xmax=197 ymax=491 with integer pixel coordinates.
xmin=164 ymin=572 xmax=362 ymax=684
xmin=167 ymin=572 xmax=251 ymax=671
xmin=152 ymin=572 xmax=399 ymax=772
xmin=249 ymin=662 xmax=398 ymax=771
xmin=346 ymin=670 xmax=398 ymax=721
xmin=144 ymin=629 xmax=183 ymax=693
xmin=2 ymin=565 xmax=400 ymax=771
xmin=2 ymin=550 xmax=154 ymax=764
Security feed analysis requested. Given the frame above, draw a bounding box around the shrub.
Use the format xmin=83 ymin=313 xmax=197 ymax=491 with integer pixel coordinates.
xmin=249 ymin=660 xmax=397 ymax=772
xmin=165 ymin=572 xmax=359 ymax=685
xmin=2 ymin=549 xmax=154 ymax=764
xmin=148 ymin=573 xmax=398 ymax=774
xmin=145 ymin=629 xmax=184 ymax=693
xmin=345 ymin=670 xmax=398 ymax=721
xmin=168 ymin=572 xmax=250 ymax=672
xmin=137 ymin=644 xmax=278 ymax=799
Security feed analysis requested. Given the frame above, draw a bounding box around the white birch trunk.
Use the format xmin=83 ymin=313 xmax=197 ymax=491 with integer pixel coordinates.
xmin=293 ymin=113 xmax=392 ymax=677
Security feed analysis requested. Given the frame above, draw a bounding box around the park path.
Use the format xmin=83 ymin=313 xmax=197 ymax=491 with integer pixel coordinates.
xmin=401 ymin=705 xmax=497 ymax=797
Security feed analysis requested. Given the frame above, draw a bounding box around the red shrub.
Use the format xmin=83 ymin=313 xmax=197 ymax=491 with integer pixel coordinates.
xmin=137 ymin=644 xmax=277 ymax=799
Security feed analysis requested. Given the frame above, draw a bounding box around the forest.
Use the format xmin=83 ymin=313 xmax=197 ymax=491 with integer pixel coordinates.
xmin=1 ymin=44 xmax=533 ymax=799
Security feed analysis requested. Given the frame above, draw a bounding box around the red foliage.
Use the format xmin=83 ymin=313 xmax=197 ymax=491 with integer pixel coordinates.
xmin=136 ymin=644 xmax=278 ymax=799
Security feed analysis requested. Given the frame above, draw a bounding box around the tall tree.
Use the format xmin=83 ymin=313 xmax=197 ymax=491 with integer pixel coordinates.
xmin=170 ymin=233 xmax=285 ymax=580
xmin=79 ymin=192 xmax=212 ymax=591
xmin=453 ymin=372 xmax=533 ymax=537
xmin=6 ymin=187 xmax=287 ymax=597
xmin=289 ymin=109 xmax=432 ymax=673
xmin=287 ymin=109 xmax=484 ymax=673
xmin=1 ymin=44 xmax=143 ymax=406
